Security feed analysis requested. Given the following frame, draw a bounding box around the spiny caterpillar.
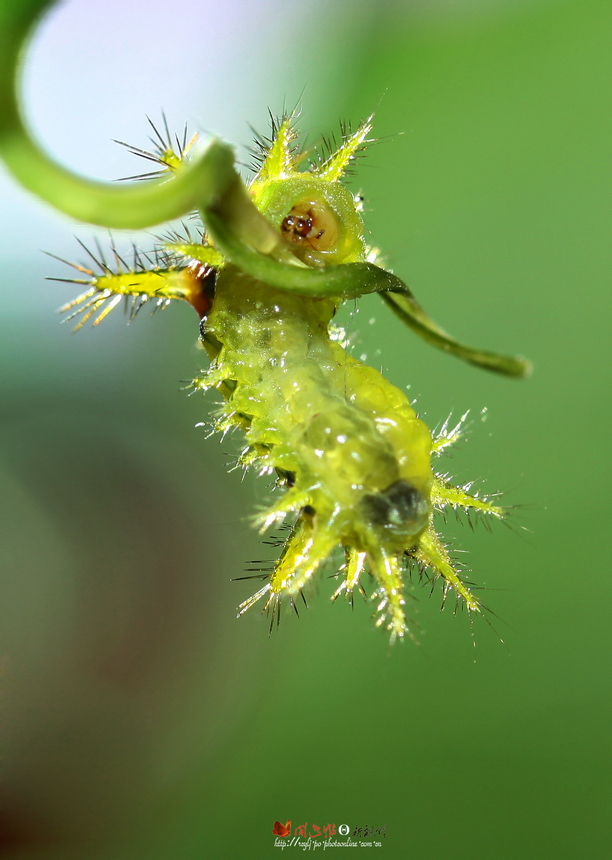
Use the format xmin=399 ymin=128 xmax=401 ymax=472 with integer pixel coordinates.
xmin=0 ymin=0 xmax=530 ymax=642
xmin=43 ymin=115 xmax=527 ymax=641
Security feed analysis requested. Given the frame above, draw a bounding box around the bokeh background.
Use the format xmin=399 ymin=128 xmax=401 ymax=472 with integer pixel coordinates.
xmin=1 ymin=0 xmax=611 ymax=857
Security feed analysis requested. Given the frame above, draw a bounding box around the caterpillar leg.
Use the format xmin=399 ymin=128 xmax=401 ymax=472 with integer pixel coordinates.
xmin=411 ymin=469 xmax=506 ymax=619
xmin=368 ymin=548 xmax=414 ymax=642
xmin=413 ymin=528 xmax=480 ymax=614
xmin=334 ymin=547 xmax=418 ymax=643
xmin=331 ymin=548 xmax=367 ymax=604
xmin=237 ymin=510 xmax=337 ymax=631
xmin=432 ymin=476 xmax=504 ymax=521
xmin=432 ymin=413 xmax=504 ymax=520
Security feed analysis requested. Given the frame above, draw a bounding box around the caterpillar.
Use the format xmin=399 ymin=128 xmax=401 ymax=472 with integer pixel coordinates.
xmin=0 ymin=1 xmax=530 ymax=642
xmin=51 ymin=114 xmax=528 ymax=641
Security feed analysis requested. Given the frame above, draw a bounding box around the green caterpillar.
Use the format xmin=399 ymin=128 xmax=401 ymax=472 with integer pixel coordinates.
xmin=0 ymin=1 xmax=530 ymax=641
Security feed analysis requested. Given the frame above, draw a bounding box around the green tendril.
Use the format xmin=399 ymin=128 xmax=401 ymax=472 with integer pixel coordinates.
xmin=206 ymin=207 xmax=403 ymax=299
xmin=0 ymin=0 xmax=241 ymax=229
xmin=380 ymin=289 xmax=532 ymax=378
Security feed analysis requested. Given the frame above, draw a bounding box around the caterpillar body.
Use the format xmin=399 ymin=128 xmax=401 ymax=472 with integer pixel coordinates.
xmin=47 ymin=113 xmax=529 ymax=642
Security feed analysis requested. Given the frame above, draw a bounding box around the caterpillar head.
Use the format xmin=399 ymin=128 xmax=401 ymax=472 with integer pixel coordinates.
xmin=249 ymin=115 xmax=373 ymax=267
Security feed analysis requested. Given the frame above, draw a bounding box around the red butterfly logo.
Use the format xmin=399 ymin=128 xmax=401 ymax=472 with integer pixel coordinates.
xmin=273 ymin=819 xmax=291 ymax=837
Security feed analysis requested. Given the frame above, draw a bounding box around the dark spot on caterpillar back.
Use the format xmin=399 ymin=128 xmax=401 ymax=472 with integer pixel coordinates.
xmin=277 ymin=470 xmax=296 ymax=488
xmin=360 ymin=480 xmax=429 ymax=537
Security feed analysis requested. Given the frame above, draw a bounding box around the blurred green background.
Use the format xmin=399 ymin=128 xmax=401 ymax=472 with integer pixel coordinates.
xmin=1 ymin=0 xmax=611 ymax=857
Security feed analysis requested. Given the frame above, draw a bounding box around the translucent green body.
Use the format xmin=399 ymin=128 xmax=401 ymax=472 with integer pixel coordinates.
xmin=201 ymin=269 xmax=433 ymax=633
xmin=206 ymin=272 xmax=432 ymax=506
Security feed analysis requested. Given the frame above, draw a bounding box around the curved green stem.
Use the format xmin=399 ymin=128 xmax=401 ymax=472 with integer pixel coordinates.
xmin=0 ymin=0 xmax=240 ymax=228
xmin=208 ymin=205 xmax=531 ymax=377
xmin=206 ymin=207 xmax=404 ymax=298
xmin=380 ymin=288 xmax=532 ymax=378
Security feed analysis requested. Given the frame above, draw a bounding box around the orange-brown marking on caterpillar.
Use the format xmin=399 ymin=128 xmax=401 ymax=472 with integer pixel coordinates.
xmin=183 ymin=266 xmax=216 ymax=318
